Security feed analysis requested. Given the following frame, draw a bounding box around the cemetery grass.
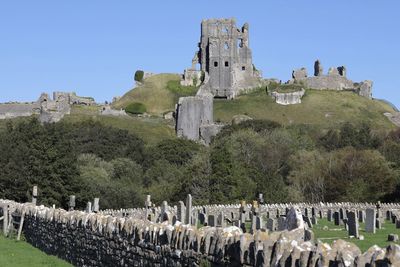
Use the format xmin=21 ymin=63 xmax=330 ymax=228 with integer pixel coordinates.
xmin=313 ymin=218 xmax=400 ymax=252
xmin=0 ymin=235 xmax=71 ymax=267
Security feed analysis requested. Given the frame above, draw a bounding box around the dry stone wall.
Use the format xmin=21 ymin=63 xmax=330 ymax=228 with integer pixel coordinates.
xmin=2 ymin=199 xmax=400 ymax=266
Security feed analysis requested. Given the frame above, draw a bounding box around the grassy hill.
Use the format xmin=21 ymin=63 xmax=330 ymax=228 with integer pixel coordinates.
xmin=62 ymin=105 xmax=175 ymax=144
xmin=111 ymin=74 xmax=396 ymax=131
xmin=0 ymin=74 xmax=397 ymax=145
xmin=214 ymin=87 xmax=396 ymax=130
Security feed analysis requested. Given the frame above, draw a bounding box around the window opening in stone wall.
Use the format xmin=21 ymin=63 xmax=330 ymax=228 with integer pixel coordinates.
xmin=223 ymin=27 xmax=229 ymax=34
xmin=242 ymin=66 xmax=246 ymax=71
xmin=224 ymin=42 xmax=229 ymax=50
xmin=237 ymin=39 xmax=242 ymax=48
xmin=214 ymin=61 xmax=218 ymax=67
xmin=225 ymin=61 xmax=229 ymax=67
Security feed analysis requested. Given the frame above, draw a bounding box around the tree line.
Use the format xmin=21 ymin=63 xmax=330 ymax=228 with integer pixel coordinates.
xmin=0 ymin=118 xmax=399 ymax=209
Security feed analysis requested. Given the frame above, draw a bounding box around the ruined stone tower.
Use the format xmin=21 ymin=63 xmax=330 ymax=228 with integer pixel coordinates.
xmin=176 ymin=18 xmax=261 ymax=143
xmin=182 ymin=18 xmax=261 ymax=99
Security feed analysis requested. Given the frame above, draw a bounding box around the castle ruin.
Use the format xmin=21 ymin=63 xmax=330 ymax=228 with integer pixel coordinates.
xmin=291 ymin=60 xmax=373 ymax=99
xmin=0 ymin=92 xmax=95 ymax=123
xmin=181 ymin=18 xmax=262 ymax=99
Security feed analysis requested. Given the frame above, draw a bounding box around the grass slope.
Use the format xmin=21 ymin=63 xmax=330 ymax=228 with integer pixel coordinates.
xmin=0 ymin=235 xmax=71 ymax=267
xmin=113 ymin=73 xmax=182 ymax=115
xmin=214 ymin=88 xmax=396 ymax=130
xmin=313 ymin=218 xmax=399 ymax=252
xmin=62 ymin=106 xmax=176 ymax=145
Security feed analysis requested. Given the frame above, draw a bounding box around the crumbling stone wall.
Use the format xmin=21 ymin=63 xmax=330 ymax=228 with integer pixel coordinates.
xmin=2 ymin=199 xmax=400 ymax=267
xmin=0 ymin=91 xmax=95 ymax=123
xmin=175 ymin=92 xmax=221 ymax=145
xmin=0 ymin=103 xmax=39 ymax=119
xmin=271 ymin=89 xmax=305 ymax=105
xmin=292 ymin=60 xmax=373 ymax=99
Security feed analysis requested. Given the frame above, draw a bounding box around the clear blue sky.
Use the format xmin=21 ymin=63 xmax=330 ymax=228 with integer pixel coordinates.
xmin=1 ymin=1 xmax=399 ymax=107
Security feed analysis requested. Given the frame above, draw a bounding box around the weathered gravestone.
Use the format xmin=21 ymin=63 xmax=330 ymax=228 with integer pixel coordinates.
xmin=266 ymin=218 xmax=275 ymax=232
xmin=365 ymin=208 xmax=376 ymax=233
xmin=256 ymin=216 xmax=263 ymax=230
xmin=185 ymin=194 xmax=192 ymax=225
xmin=358 ymin=210 xmax=365 ymax=223
xmin=208 ymin=214 xmax=215 ymax=227
xmin=177 ymin=201 xmax=185 ymax=224
xmin=327 ymin=209 xmax=332 ymax=222
xmin=347 ymin=211 xmax=359 ymax=238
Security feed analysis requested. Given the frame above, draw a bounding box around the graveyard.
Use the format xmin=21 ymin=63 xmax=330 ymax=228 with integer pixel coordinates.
xmin=1 ymin=1 xmax=400 ymax=266
xmin=1 ymin=191 xmax=400 ymax=266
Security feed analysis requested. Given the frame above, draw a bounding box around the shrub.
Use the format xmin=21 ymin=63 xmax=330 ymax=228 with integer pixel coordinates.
xmin=166 ymin=80 xmax=198 ymax=98
xmin=134 ymin=70 xmax=144 ymax=82
xmin=125 ymin=102 xmax=147 ymax=115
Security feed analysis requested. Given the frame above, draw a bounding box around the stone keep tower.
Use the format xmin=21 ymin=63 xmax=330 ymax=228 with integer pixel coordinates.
xmin=182 ymin=18 xmax=261 ymax=99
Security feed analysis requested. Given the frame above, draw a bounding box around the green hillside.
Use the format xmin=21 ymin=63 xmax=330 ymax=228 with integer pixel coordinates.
xmin=0 ymin=74 xmax=396 ymax=145
xmin=113 ymin=73 xmax=182 ymax=115
xmin=62 ymin=105 xmax=175 ymax=144
xmin=111 ymin=74 xmax=397 ymax=132
xmin=214 ymin=88 xmax=396 ymax=130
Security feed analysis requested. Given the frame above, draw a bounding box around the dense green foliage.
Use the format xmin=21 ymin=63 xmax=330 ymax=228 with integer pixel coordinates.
xmin=125 ymin=102 xmax=147 ymax=115
xmin=0 ymin=118 xmax=399 ymax=210
xmin=134 ymin=70 xmax=144 ymax=82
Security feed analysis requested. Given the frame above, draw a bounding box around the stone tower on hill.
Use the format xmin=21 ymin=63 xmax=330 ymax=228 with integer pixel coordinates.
xmin=181 ymin=18 xmax=262 ymax=99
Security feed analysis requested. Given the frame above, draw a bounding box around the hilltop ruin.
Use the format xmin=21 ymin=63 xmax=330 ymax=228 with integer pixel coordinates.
xmin=0 ymin=92 xmax=95 ymax=123
xmin=290 ymin=60 xmax=373 ymax=99
xmin=181 ymin=18 xmax=262 ymax=99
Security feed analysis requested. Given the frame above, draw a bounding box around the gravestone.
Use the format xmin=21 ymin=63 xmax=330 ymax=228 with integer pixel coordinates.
xmin=32 ymin=186 xmax=38 ymax=205
xmin=365 ymin=208 xmax=376 ymax=233
xmin=86 ymin=202 xmax=92 ymax=213
xmin=208 ymin=214 xmax=216 ymax=227
xmin=199 ymin=213 xmax=206 ymax=225
xmin=277 ymin=216 xmax=286 ymax=231
xmin=396 ymin=219 xmax=400 ymax=229
xmin=327 ymin=210 xmax=332 ymax=221
xmin=358 ymin=210 xmax=365 ymax=223
xmin=376 ymin=219 xmax=382 ymax=229
xmin=177 ymin=201 xmax=186 ymax=224
xmin=267 ymin=218 xmax=275 ymax=232
xmin=347 ymin=211 xmax=359 ymax=238
xmin=217 ymin=212 xmax=225 ymax=227
xmin=303 ymin=216 xmax=313 ymax=228
xmin=333 ymin=211 xmax=340 ymax=226
xmin=69 ymin=195 xmax=76 ymax=211
xmin=185 ymin=194 xmax=192 ymax=225
xmin=93 ymin=198 xmax=100 ymax=213
xmin=386 ymin=211 xmax=392 ymax=221
xmin=256 ymin=216 xmax=263 ymax=230
xmin=311 ymin=216 xmax=318 ymax=225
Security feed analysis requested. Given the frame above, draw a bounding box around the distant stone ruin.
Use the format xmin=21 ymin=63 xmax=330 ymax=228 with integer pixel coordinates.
xmin=290 ymin=60 xmax=373 ymax=99
xmin=271 ymin=89 xmax=305 ymax=105
xmin=181 ymin=18 xmax=262 ymax=99
xmin=100 ymin=105 xmax=127 ymax=117
xmin=0 ymin=92 xmax=96 ymax=123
